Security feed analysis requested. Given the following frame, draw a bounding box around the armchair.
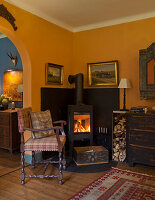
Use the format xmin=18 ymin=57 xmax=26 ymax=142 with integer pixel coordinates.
xmin=17 ymin=107 xmax=66 ymax=184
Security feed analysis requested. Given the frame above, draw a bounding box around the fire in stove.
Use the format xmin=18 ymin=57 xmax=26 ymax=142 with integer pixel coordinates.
xmin=74 ymin=112 xmax=90 ymax=133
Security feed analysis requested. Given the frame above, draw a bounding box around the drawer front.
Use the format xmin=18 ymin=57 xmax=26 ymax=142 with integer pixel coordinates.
xmin=0 ymin=126 xmax=10 ymax=137
xmin=0 ymin=113 xmax=10 ymax=126
xmin=0 ymin=134 xmax=9 ymax=148
xmin=128 ymin=145 xmax=155 ymax=166
xmin=127 ymin=114 xmax=155 ymax=130
xmin=129 ymin=130 xmax=155 ymax=147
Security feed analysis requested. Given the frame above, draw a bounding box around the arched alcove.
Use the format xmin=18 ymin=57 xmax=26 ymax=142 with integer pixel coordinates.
xmin=0 ymin=26 xmax=31 ymax=107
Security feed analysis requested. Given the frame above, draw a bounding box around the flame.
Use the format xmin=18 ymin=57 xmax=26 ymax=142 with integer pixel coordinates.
xmin=74 ymin=120 xmax=90 ymax=132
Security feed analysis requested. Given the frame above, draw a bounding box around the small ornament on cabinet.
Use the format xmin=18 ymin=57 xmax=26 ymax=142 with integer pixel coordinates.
xmin=11 ymin=102 xmax=15 ymax=110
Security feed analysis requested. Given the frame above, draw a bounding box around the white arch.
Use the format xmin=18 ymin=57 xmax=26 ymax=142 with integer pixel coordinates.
xmin=0 ymin=26 xmax=31 ymax=107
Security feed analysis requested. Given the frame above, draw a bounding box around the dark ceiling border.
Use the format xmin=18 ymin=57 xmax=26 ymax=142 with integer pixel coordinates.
xmin=0 ymin=4 xmax=17 ymax=31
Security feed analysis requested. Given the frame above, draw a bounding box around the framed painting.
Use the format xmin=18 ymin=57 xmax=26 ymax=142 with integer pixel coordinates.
xmin=45 ymin=63 xmax=63 ymax=85
xmin=87 ymin=60 xmax=118 ymax=86
xmin=3 ymin=70 xmax=23 ymax=101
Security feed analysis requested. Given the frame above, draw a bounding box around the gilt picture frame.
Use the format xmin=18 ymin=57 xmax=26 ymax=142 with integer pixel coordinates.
xmin=45 ymin=63 xmax=63 ymax=85
xmin=87 ymin=61 xmax=118 ymax=86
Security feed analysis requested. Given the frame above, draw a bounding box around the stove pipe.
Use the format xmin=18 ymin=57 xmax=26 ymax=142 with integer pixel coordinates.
xmin=68 ymin=73 xmax=83 ymax=105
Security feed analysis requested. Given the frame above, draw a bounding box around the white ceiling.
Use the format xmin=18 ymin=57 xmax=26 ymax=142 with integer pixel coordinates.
xmin=5 ymin=0 xmax=155 ymax=32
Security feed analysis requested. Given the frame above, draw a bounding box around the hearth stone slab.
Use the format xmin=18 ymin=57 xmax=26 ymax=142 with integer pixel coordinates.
xmin=73 ymin=146 xmax=109 ymax=166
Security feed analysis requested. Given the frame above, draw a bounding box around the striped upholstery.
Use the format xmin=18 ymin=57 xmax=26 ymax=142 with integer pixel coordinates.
xmin=24 ymin=135 xmax=66 ymax=151
xmin=17 ymin=107 xmax=32 ymax=132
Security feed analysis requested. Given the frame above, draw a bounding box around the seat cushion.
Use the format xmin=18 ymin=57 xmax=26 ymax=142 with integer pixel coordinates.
xmin=30 ymin=110 xmax=55 ymax=139
xmin=24 ymin=135 xmax=66 ymax=151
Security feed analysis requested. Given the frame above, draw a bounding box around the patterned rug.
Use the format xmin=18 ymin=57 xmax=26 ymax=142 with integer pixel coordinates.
xmin=69 ymin=168 xmax=155 ymax=200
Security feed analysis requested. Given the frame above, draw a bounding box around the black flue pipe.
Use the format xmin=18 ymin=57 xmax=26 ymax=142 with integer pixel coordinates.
xmin=68 ymin=73 xmax=84 ymax=105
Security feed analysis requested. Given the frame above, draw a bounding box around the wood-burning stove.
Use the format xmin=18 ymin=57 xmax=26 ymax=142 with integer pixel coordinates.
xmin=68 ymin=105 xmax=93 ymax=156
xmin=68 ymin=73 xmax=93 ymax=156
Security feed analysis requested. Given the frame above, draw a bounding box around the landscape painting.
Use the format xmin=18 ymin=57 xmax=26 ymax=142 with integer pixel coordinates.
xmin=88 ymin=61 xmax=118 ymax=86
xmin=45 ymin=63 xmax=63 ymax=85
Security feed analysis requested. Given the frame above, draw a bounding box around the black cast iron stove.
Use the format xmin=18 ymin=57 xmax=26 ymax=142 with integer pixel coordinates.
xmin=68 ymin=73 xmax=93 ymax=156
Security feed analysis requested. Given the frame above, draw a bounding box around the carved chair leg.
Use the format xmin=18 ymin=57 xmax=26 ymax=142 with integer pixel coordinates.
xmin=62 ymin=146 xmax=66 ymax=170
xmin=21 ymin=151 xmax=25 ymax=185
xmin=32 ymin=151 xmax=35 ymax=169
xmin=58 ymin=151 xmax=63 ymax=185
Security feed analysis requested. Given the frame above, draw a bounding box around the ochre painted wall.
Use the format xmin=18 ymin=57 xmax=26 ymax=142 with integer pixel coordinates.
xmin=0 ymin=2 xmax=155 ymax=111
xmin=0 ymin=1 xmax=74 ymax=111
xmin=73 ymin=18 xmax=155 ymax=109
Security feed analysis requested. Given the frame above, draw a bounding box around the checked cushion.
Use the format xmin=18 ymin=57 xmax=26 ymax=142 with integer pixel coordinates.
xmin=24 ymin=135 xmax=66 ymax=151
xmin=30 ymin=110 xmax=55 ymax=139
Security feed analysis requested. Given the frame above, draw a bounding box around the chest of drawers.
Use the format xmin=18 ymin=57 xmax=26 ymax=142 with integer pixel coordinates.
xmin=0 ymin=110 xmax=20 ymax=154
xmin=126 ymin=113 xmax=155 ymax=167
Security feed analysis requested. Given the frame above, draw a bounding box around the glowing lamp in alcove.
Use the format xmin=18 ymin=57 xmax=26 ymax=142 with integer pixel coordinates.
xmin=3 ymin=70 xmax=23 ymax=101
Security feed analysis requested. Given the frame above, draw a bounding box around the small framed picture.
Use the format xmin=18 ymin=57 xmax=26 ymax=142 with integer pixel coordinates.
xmin=87 ymin=60 xmax=118 ymax=86
xmin=45 ymin=63 xmax=64 ymax=85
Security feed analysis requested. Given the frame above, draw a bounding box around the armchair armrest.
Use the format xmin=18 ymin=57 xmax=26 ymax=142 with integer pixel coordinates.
xmin=23 ymin=126 xmax=63 ymax=132
xmin=23 ymin=126 xmax=65 ymax=137
xmin=53 ymin=120 xmax=66 ymax=136
xmin=23 ymin=126 xmax=65 ymax=135
xmin=53 ymin=120 xmax=67 ymax=126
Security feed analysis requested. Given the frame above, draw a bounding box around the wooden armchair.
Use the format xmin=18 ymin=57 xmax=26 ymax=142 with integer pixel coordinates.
xmin=17 ymin=107 xmax=66 ymax=184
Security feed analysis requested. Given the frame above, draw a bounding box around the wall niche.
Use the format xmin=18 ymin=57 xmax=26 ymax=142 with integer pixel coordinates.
xmin=0 ymin=33 xmax=23 ymax=108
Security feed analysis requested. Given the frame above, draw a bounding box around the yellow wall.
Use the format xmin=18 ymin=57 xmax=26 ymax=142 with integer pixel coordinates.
xmin=73 ymin=18 xmax=155 ymax=109
xmin=0 ymin=2 xmax=155 ymax=111
xmin=0 ymin=1 xmax=74 ymax=111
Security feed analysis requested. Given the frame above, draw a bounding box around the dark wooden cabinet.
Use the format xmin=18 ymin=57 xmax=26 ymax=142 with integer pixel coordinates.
xmin=126 ymin=113 xmax=155 ymax=167
xmin=0 ymin=109 xmax=20 ymax=153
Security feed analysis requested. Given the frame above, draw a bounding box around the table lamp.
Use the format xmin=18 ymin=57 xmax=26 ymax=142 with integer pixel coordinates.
xmin=118 ymin=78 xmax=131 ymax=111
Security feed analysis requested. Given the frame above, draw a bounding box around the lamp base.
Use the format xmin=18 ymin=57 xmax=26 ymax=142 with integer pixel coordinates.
xmin=120 ymin=109 xmax=129 ymax=111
